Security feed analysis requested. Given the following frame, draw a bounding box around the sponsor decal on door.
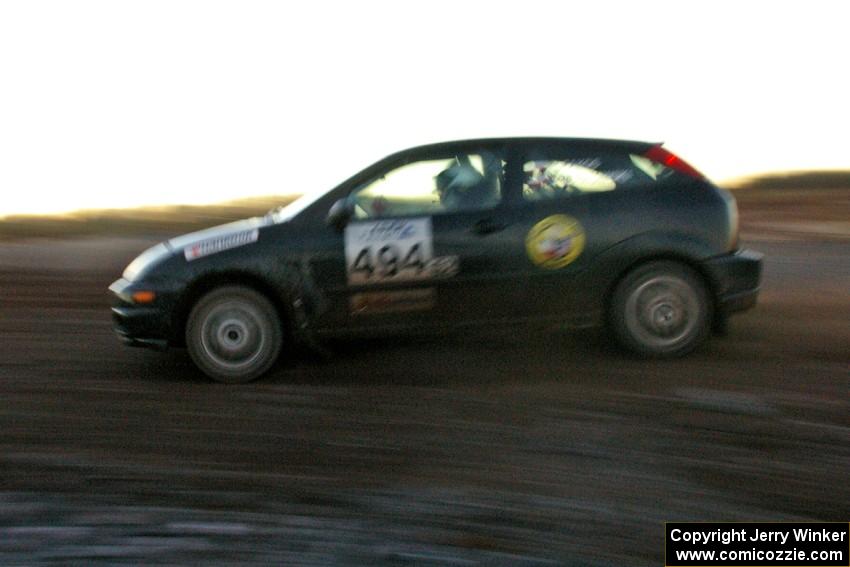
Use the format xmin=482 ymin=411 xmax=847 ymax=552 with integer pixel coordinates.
xmin=525 ymin=215 xmax=585 ymax=269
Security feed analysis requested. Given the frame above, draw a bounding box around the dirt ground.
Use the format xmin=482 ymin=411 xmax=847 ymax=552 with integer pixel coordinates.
xmin=0 ymin=190 xmax=848 ymax=565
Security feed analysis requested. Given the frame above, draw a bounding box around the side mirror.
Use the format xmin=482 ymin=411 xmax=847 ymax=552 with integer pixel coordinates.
xmin=326 ymin=198 xmax=353 ymax=231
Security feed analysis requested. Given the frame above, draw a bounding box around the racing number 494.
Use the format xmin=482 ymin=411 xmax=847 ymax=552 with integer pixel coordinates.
xmin=351 ymin=242 xmax=425 ymax=280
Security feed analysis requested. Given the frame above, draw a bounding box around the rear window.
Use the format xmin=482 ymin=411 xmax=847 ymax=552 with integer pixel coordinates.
xmin=522 ymin=150 xmax=675 ymax=201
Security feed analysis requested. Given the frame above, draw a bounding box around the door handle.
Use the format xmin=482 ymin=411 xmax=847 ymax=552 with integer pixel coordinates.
xmin=470 ymin=218 xmax=507 ymax=235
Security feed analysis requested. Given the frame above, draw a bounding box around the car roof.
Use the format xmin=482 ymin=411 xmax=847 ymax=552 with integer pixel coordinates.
xmin=387 ymin=137 xmax=658 ymax=157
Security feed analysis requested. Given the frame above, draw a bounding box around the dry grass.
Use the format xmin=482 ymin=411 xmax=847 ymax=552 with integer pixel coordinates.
xmin=724 ymin=170 xmax=850 ymax=191
xmin=0 ymin=195 xmax=298 ymax=240
xmin=3 ymin=169 xmax=850 ymax=241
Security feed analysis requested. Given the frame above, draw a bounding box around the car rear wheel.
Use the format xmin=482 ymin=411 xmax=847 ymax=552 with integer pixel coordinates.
xmin=610 ymin=261 xmax=711 ymax=357
xmin=186 ymin=286 xmax=282 ymax=383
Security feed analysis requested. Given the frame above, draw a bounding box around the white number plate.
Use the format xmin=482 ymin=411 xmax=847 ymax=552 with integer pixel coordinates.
xmin=344 ymin=218 xmax=433 ymax=285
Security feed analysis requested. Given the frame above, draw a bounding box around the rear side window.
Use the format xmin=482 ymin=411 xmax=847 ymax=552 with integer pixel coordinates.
xmin=522 ymin=150 xmax=674 ymax=201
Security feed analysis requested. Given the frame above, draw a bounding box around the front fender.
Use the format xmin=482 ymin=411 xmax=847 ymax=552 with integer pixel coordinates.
xmin=170 ymin=260 xmax=311 ymax=347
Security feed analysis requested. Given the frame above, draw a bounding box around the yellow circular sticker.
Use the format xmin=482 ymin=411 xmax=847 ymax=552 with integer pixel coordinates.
xmin=525 ymin=215 xmax=586 ymax=269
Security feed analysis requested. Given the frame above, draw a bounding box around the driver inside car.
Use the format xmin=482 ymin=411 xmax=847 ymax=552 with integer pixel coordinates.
xmin=435 ymin=154 xmax=498 ymax=211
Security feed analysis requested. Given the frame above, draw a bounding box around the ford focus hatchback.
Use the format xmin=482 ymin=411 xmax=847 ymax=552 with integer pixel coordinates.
xmin=110 ymin=138 xmax=762 ymax=382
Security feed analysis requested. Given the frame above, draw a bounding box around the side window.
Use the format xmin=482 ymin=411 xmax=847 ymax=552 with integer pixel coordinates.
xmin=522 ymin=151 xmax=666 ymax=201
xmin=351 ymin=151 xmax=503 ymax=219
xmin=628 ymin=154 xmax=677 ymax=182
xmin=523 ymin=159 xmax=616 ymax=200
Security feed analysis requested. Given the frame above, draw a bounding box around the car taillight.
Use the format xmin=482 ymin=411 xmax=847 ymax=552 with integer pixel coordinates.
xmin=644 ymin=145 xmax=704 ymax=180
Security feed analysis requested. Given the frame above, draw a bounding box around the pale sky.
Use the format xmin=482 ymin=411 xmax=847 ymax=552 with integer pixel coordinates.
xmin=1 ymin=1 xmax=848 ymax=216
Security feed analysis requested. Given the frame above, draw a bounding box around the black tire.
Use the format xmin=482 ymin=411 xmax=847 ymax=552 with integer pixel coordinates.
xmin=186 ymin=286 xmax=283 ymax=383
xmin=609 ymin=261 xmax=711 ymax=357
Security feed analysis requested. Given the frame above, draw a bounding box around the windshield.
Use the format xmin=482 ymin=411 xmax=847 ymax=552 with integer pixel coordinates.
xmin=269 ymin=189 xmax=329 ymax=223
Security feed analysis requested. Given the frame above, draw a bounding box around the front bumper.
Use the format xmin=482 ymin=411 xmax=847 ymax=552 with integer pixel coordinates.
xmin=109 ymin=278 xmax=173 ymax=350
xmin=700 ymin=248 xmax=763 ymax=316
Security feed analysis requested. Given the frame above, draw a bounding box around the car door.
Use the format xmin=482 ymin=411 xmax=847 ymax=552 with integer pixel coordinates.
xmin=307 ymin=143 xmax=527 ymax=333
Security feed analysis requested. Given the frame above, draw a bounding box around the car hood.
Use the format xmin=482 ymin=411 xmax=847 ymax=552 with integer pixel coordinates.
xmin=122 ymin=216 xmax=275 ymax=282
xmin=166 ymin=216 xmax=271 ymax=252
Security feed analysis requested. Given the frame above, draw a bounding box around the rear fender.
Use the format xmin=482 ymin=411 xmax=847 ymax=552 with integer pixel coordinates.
xmin=574 ymin=231 xmax=720 ymax=323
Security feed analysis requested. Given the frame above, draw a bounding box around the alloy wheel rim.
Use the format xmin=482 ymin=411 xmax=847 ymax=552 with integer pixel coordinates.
xmin=624 ymin=275 xmax=700 ymax=349
xmin=200 ymin=300 xmax=267 ymax=370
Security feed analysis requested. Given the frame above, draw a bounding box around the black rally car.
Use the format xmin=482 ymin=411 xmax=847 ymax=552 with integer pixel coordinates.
xmin=109 ymin=138 xmax=762 ymax=382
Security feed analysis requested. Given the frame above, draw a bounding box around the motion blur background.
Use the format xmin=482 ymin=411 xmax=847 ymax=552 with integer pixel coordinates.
xmin=0 ymin=1 xmax=848 ymax=565
xmin=1 ymin=0 xmax=849 ymax=216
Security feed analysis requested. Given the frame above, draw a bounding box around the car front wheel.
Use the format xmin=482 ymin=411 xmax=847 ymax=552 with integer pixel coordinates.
xmin=610 ymin=261 xmax=711 ymax=357
xmin=186 ymin=286 xmax=283 ymax=383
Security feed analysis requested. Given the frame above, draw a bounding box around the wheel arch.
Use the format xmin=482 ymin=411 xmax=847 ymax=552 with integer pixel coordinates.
xmin=171 ymin=270 xmax=295 ymax=347
xmin=582 ymin=231 xmax=725 ymax=331
xmin=602 ymin=252 xmax=719 ymax=326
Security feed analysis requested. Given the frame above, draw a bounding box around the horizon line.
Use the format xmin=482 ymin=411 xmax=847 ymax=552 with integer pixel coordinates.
xmin=2 ymin=168 xmax=849 ymax=220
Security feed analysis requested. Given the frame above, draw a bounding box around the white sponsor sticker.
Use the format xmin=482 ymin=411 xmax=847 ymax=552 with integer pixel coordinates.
xmin=184 ymin=229 xmax=259 ymax=261
xmin=426 ymin=255 xmax=460 ymax=278
xmin=344 ymin=218 xmax=433 ymax=285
